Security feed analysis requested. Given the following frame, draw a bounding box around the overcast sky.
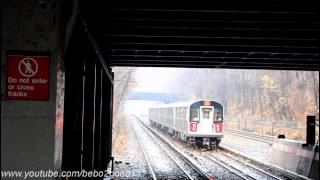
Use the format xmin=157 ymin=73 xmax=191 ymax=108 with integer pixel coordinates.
xmin=133 ymin=67 xmax=183 ymax=93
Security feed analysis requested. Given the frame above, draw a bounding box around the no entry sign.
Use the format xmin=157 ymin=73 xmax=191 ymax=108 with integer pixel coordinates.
xmin=6 ymin=54 xmax=50 ymax=100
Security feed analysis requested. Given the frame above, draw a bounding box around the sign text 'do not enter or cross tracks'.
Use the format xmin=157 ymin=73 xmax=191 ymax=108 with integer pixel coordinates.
xmin=6 ymin=55 xmax=50 ymax=100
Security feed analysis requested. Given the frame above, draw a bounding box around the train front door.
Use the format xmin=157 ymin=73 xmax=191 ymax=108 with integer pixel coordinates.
xmin=198 ymin=106 xmax=214 ymax=134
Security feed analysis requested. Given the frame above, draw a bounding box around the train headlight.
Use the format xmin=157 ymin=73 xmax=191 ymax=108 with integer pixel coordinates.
xmin=214 ymin=117 xmax=222 ymax=123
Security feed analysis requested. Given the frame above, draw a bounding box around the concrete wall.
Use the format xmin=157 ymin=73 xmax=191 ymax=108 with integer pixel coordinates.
xmin=271 ymin=139 xmax=319 ymax=178
xmin=1 ymin=0 xmax=70 ymax=172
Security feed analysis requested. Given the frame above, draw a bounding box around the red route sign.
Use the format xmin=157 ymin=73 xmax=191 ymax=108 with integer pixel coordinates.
xmin=6 ymin=55 xmax=50 ymax=100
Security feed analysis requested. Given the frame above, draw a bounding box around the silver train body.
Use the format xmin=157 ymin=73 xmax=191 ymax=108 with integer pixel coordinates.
xmin=149 ymin=100 xmax=224 ymax=147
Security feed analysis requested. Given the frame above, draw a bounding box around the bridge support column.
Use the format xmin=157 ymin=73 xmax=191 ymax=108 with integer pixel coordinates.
xmin=62 ymin=17 xmax=114 ymax=176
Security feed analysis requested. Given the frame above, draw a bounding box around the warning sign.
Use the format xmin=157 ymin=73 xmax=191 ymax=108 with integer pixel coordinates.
xmin=6 ymin=55 xmax=50 ymax=100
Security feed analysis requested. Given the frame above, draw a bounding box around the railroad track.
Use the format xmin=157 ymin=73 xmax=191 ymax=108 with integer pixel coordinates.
xmin=202 ymin=151 xmax=285 ymax=180
xmin=219 ymin=146 xmax=311 ymax=180
xmin=181 ymin=146 xmax=301 ymax=180
xmin=180 ymin=148 xmax=283 ymax=180
xmin=135 ymin=116 xmax=308 ymax=180
xmin=224 ymin=128 xmax=275 ymax=144
xmin=136 ymin=117 xmax=271 ymax=180
xmin=202 ymin=153 xmax=254 ymax=180
xmin=184 ymin=144 xmax=307 ymax=180
xmin=131 ymin=116 xmax=211 ymax=180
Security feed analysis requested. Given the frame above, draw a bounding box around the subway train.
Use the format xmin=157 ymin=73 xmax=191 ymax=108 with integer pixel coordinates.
xmin=148 ymin=100 xmax=224 ymax=148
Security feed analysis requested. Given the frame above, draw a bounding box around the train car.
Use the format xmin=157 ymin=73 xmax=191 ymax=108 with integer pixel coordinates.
xmin=148 ymin=100 xmax=224 ymax=147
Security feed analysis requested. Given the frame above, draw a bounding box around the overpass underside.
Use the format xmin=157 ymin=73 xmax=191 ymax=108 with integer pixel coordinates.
xmin=81 ymin=1 xmax=319 ymax=70
xmin=62 ymin=1 xmax=319 ymax=175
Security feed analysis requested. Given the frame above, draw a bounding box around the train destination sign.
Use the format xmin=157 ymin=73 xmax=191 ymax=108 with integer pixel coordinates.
xmin=6 ymin=54 xmax=50 ymax=100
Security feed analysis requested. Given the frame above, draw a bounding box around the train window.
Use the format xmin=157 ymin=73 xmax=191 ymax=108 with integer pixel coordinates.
xmin=183 ymin=107 xmax=188 ymax=120
xmin=175 ymin=107 xmax=179 ymax=120
xmin=214 ymin=108 xmax=223 ymax=122
xmin=190 ymin=108 xmax=199 ymax=121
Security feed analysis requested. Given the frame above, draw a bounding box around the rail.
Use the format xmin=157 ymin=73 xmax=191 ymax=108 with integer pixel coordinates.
xmin=224 ymin=128 xmax=275 ymax=144
xmin=217 ymin=151 xmax=282 ymax=180
xmin=140 ymin=116 xmax=307 ymax=179
xmin=202 ymin=154 xmax=253 ymax=180
xmin=220 ymin=145 xmax=311 ymax=180
xmin=135 ymin=116 xmax=212 ymax=180
xmin=130 ymin=119 xmax=157 ymax=179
